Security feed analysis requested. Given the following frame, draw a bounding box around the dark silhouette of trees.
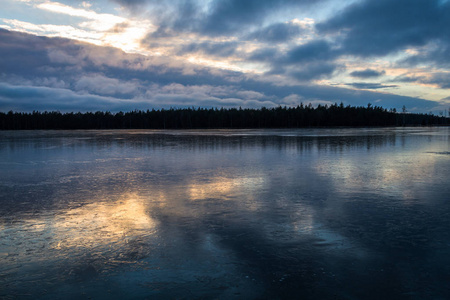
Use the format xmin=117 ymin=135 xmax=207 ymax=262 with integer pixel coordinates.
xmin=0 ymin=104 xmax=448 ymax=130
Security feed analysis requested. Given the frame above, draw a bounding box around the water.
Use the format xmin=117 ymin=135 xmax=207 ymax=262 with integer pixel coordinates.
xmin=0 ymin=128 xmax=449 ymax=299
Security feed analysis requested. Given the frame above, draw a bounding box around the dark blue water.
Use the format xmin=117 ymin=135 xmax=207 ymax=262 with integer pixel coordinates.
xmin=1 ymin=128 xmax=449 ymax=299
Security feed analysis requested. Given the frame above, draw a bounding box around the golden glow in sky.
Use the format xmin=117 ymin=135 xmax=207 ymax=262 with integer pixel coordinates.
xmin=2 ymin=0 xmax=154 ymax=54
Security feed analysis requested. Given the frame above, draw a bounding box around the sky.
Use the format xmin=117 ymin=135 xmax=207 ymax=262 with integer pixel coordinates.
xmin=0 ymin=0 xmax=449 ymax=113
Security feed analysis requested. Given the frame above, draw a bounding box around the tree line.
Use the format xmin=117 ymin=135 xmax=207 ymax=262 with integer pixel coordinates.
xmin=0 ymin=103 xmax=448 ymax=130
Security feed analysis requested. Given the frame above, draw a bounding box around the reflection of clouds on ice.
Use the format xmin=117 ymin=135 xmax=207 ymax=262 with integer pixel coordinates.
xmin=306 ymin=225 xmax=367 ymax=258
xmin=189 ymin=176 xmax=265 ymax=201
xmin=52 ymin=193 xmax=157 ymax=250
xmin=0 ymin=193 xmax=159 ymax=273
xmin=263 ymin=206 xmax=368 ymax=258
xmin=313 ymin=134 xmax=447 ymax=203
xmin=1 ymin=128 xmax=449 ymax=299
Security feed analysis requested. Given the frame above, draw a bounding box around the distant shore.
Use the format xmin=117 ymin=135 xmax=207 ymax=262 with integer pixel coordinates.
xmin=1 ymin=105 xmax=449 ymax=130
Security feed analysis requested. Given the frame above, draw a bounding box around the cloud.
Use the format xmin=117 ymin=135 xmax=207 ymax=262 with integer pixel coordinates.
xmin=426 ymin=72 xmax=450 ymax=89
xmin=246 ymin=22 xmax=302 ymax=43
xmin=117 ymin=0 xmax=324 ymax=37
xmin=350 ymin=69 xmax=385 ymax=78
xmin=0 ymin=29 xmax=442 ymax=113
xmin=346 ymin=83 xmax=398 ymax=90
xmin=177 ymin=41 xmax=238 ymax=57
xmin=393 ymin=75 xmax=427 ymax=83
xmin=2 ymin=1 xmax=153 ymax=54
xmin=403 ymin=41 xmax=450 ymax=68
xmin=284 ymin=40 xmax=336 ymax=64
xmin=111 ymin=0 xmax=147 ymax=7
xmin=0 ymin=82 xmax=120 ymax=112
xmin=247 ymin=47 xmax=280 ymax=63
xmin=246 ymin=40 xmax=339 ymax=81
xmin=316 ymin=0 xmax=450 ymax=58
xmin=38 ymin=1 xmax=126 ymax=29
xmin=288 ymin=62 xmax=337 ymax=81
xmin=74 ymin=75 xmax=140 ymax=98
xmin=393 ymin=72 xmax=450 ymax=89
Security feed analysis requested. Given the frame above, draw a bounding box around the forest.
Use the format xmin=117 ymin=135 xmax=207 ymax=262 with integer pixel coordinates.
xmin=0 ymin=103 xmax=448 ymax=130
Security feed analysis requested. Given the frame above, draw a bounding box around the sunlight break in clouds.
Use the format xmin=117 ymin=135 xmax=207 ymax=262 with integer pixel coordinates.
xmin=2 ymin=19 xmax=103 ymax=45
xmin=7 ymin=0 xmax=154 ymax=54
xmin=37 ymin=2 xmax=126 ymax=29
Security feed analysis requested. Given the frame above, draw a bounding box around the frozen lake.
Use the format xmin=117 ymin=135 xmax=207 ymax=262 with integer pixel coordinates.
xmin=1 ymin=127 xmax=449 ymax=299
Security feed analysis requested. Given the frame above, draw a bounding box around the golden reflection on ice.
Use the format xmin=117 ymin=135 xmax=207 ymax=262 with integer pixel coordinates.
xmin=189 ymin=177 xmax=265 ymax=201
xmin=189 ymin=179 xmax=235 ymax=200
xmin=52 ymin=193 xmax=157 ymax=250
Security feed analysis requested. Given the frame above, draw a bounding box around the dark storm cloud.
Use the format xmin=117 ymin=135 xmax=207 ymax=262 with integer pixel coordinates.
xmin=246 ymin=22 xmax=302 ymax=43
xmin=177 ymin=41 xmax=238 ymax=57
xmin=316 ymin=0 xmax=450 ymax=58
xmin=350 ymin=69 xmax=385 ymax=78
xmin=346 ymin=83 xmax=398 ymax=90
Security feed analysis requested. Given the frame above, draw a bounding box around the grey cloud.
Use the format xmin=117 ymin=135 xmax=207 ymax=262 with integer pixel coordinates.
xmin=404 ymin=41 xmax=450 ymax=68
xmin=74 ymin=75 xmax=140 ymax=98
xmin=284 ymin=40 xmax=337 ymax=64
xmin=110 ymin=0 xmax=148 ymax=10
xmin=288 ymin=62 xmax=337 ymax=81
xmin=247 ymin=47 xmax=280 ymax=62
xmin=346 ymin=83 xmax=398 ymax=90
xmin=427 ymin=73 xmax=450 ymax=89
xmin=246 ymin=22 xmax=302 ymax=43
xmin=0 ymin=81 xmax=278 ymax=112
xmin=111 ymin=0 xmax=146 ymax=5
xmin=107 ymin=22 xmax=130 ymax=34
xmin=350 ymin=69 xmax=385 ymax=78
xmin=237 ymin=79 xmax=437 ymax=111
xmin=177 ymin=41 xmax=238 ymax=57
xmin=393 ymin=75 xmax=427 ymax=83
xmin=201 ymin=0 xmax=282 ymax=34
xmin=199 ymin=0 xmax=326 ymax=35
xmin=0 ymin=82 xmax=120 ymax=112
xmin=127 ymin=0 xmax=324 ymax=38
xmin=393 ymin=73 xmax=450 ymax=89
xmin=247 ymin=40 xmax=339 ymax=81
xmin=0 ymin=29 xmax=243 ymax=89
xmin=316 ymin=0 xmax=450 ymax=58
xmin=117 ymin=0 xmax=202 ymax=37
xmin=0 ymin=29 xmax=53 ymax=76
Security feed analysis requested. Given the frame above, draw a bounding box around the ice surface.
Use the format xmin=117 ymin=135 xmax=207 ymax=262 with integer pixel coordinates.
xmin=0 ymin=127 xmax=449 ymax=299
